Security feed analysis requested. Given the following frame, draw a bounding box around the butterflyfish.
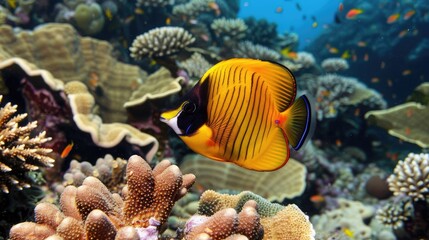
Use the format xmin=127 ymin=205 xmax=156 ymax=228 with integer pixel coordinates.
xmin=160 ymin=58 xmax=315 ymax=171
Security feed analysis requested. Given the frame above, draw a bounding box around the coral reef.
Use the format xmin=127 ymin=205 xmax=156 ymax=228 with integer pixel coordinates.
xmin=387 ymin=153 xmax=429 ymax=201
xmin=366 ymin=100 xmax=429 ymax=148
xmin=321 ymin=58 xmax=349 ymax=72
xmin=9 ymin=155 xmax=196 ymax=239
xmin=0 ymin=96 xmax=54 ymax=193
xmin=233 ymin=41 xmax=281 ymax=62
xmin=0 ymin=23 xmax=148 ymax=123
xmin=64 ymin=81 xmax=159 ymax=161
xmin=73 ymin=3 xmax=105 ymax=36
xmin=130 ymin=26 xmax=195 ymax=60
xmin=243 ymin=17 xmax=278 ymax=48
xmin=172 ymin=0 xmax=213 ymax=18
xmin=197 ymin=190 xmax=315 ymax=240
xmin=180 ymin=154 xmax=307 ymax=201
xmin=211 ymin=17 xmax=248 ymax=42
xmin=376 ymin=198 xmax=413 ymax=229
xmin=59 ymin=154 xmax=127 ymax=194
xmin=311 ymin=198 xmax=374 ymax=240
xmin=137 ymin=0 xmax=175 ymax=7
xmin=177 ymin=52 xmax=213 ymax=79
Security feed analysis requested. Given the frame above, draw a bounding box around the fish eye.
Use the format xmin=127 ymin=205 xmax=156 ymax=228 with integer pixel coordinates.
xmin=182 ymin=101 xmax=197 ymax=113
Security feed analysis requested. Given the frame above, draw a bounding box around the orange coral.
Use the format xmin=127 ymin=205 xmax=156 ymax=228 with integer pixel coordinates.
xmin=9 ymin=155 xmax=195 ymax=239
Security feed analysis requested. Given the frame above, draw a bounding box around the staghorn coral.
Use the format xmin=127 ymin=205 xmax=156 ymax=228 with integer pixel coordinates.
xmin=305 ymin=74 xmax=386 ymax=120
xmin=9 ymin=155 xmax=196 ymax=239
xmin=387 ymin=153 xmax=429 ymax=201
xmin=180 ymin=154 xmax=307 ymax=202
xmin=233 ymin=41 xmax=281 ymax=62
xmin=130 ymin=27 xmax=195 ymax=60
xmin=59 ymin=154 xmax=127 ymax=194
xmin=197 ymin=190 xmax=315 ymax=240
xmin=321 ymin=58 xmax=349 ymax=72
xmin=64 ymin=81 xmax=159 ymax=161
xmin=376 ymin=198 xmax=413 ymax=229
xmin=137 ymin=0 xmax=175 ymax=7
xmin=211 ymin=17 xmax=248 ymax=41
xmin=178 ymin=52 xmax=213 ymax=79
xmin=0 ymin=96 xmax=54 ymax=193
xmin=172 ymin=0 xmax=213 ymax=18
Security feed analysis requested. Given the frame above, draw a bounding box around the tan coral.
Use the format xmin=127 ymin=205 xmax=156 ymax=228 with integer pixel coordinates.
xmin=65 ymin=81 xmax=159 ymax=161
xmin=365 ymin=102 xmax=429 ymax=148
xmin=180 ymin=154 xmax=307 ymax=202
xmin=196 ymin=191 xmax=315 ymax=240
xmin=387 ymin=153 xmax=429 ymax=201
xmin=9 ymin=155 xmax=196 ymax=239
xmin=0 ymin=95 xmax=54 ymax=193
xmin=178 ymin=52 xmax=213 ymax=79
xmin=0 ymin=23 xmax=148 ymax=123
xmin=124 ymin=67 xmax=183 ymax=108
xmin=211 ymin=18 xmax=248 ymax=41
xmin=233 ymin=41 xmax=281 ymax=62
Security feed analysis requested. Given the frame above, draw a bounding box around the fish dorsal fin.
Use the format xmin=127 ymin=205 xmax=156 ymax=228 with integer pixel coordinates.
xmin=238 ymin=59 xmax=297 ymax=112
xmin=235 ymin=127 xmax=289 ymax=171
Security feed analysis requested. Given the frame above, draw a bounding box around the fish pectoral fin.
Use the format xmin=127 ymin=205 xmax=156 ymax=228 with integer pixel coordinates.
xmin=235 ymin=128 xmax=289 ymax=171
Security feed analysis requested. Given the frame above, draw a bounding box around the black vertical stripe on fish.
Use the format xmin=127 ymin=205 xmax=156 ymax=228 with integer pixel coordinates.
xmin=252 ymin=76 xmax=263 ymax=156
xmin=249 ymin=74 xmax=262 ymax=159
xmin=225 ymin=85 xmax=245 ymax=159
xmin=212 ymin=88 xmax=230 ymax=143
xmin=218 ymin=86 xmax=239 ymax=155
xmin=257 ymin=86 xmax=270 ymax=154
xmin=238 ymin=72 xmax=257 ymax=160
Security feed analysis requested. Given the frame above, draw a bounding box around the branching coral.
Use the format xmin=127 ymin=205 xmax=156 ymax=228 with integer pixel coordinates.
xmin=211 ymin=17 xmax=248 ymax=41
xmin=376 ymin=198 xmax=413 ymax=229
xmin=0 ymin=96 xmax=54 ymax=193
xmin=387 ymin=153 xmax=429 ymax=201
xmin=178 ymin=52 xmax=212 ymax=79
xmin=233 ymin=41 xmax=281 ymax=62
xmin=9 ymin=155 xmax=196 ymax=239
xmin=321 ymin=58 xmax=349 ymax=72
xmin=137 ymin=0 xmax=175 ymax=7
xmin=130 ymin=27 xmax=195 ymax=60
xmin=172 ymin=0 xmax=213 ymax=18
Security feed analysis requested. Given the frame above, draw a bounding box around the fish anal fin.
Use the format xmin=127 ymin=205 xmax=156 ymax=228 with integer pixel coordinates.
xmin=235 ymin=128 xmax=289 ymax=171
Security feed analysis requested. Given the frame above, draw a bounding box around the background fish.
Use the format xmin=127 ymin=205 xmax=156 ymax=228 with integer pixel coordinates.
xmin=161 ymin=58 xmax=315 ymax=171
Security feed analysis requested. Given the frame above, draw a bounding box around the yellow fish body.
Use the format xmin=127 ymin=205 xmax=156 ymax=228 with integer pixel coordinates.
xmin=161 ymin=58 xmax=315 ymax=171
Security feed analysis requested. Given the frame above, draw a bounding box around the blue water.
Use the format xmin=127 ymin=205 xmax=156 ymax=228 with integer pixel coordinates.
xmin=238 ymin=0 xmax=340 ymax=49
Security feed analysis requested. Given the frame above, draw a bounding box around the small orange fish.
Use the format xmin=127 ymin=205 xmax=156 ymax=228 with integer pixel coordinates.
xmin=135 ymin=8 xmax=144 ymax=15
xmin=403 ymin=10 xmax=415 ymax=20
xmin=398 ymin=30 xmax=408 ymax=38
xmin=338 ymin=3 xmax=344 ymax=12
xmin=363 ymin=53 xmax=369 ymax=61
xmin=346 ymin=9 xmax=363 ymax=19
xmin=165 ymin=17 xmax=171 ymax=25
xmin=61 ymin=142 xmax=74 ymax=158
xmin=310 ymin=194 xmax=325 ymax=203
xmin=335 ymin=139 xmax=342 ymax=147
xmin=276 ymin=7 xmax=283 ymax=13
xmin=402 ymin=69 xmax=412 ymax=76
xmin=208 ymin=1 xmax=221 ymax=16
xmin=354 ymin=108 xmax=360 ymax=117
xmin=371 ymin=77 xmax=380 ymax=83
xmin=387 ymin=13 xmax=400 ymax=24
xmin=329 ymin=47 xmax=339 ymax=54
xmin=357 ymin=41 xmax=367 ymax=47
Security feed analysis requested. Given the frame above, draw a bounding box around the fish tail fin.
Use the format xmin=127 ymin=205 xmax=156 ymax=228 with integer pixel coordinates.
xmin=281 ymin=95 xmax=316 ymax=150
